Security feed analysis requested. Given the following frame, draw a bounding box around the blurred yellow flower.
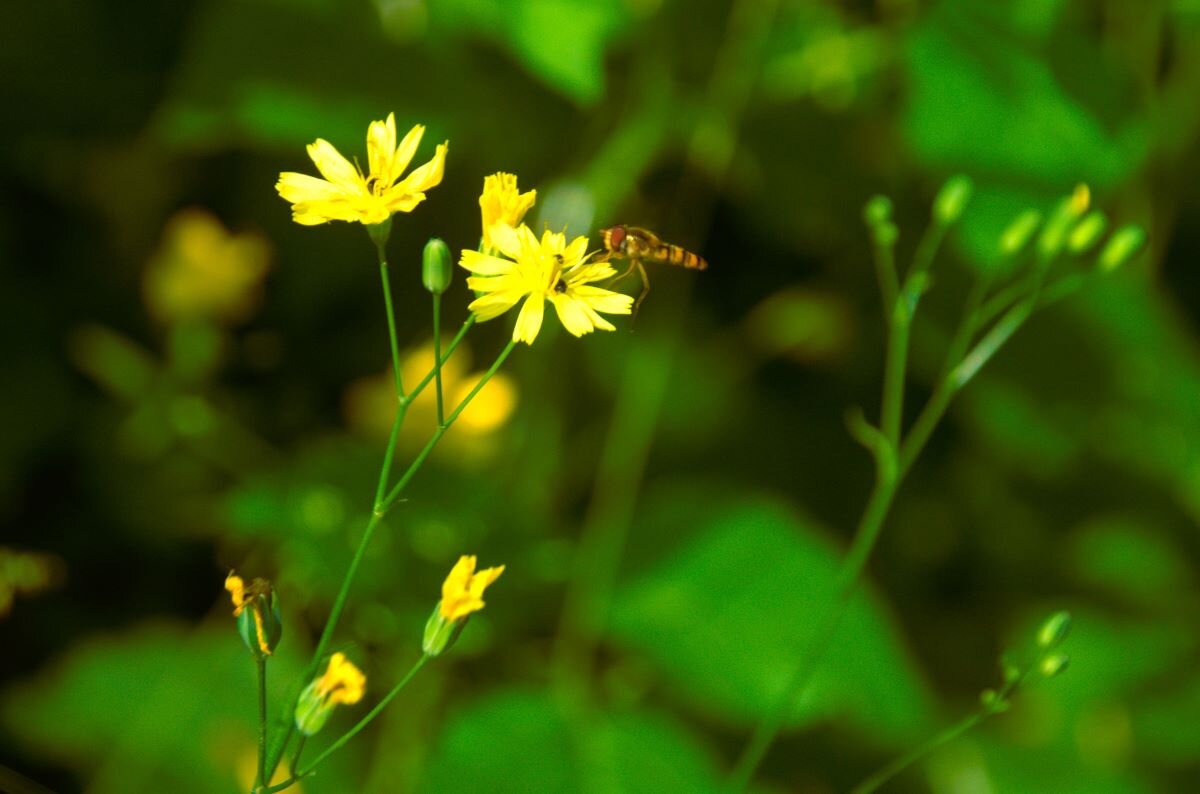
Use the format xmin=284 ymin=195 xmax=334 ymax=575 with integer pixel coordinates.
xmin=276 ymin=113 xmax=448 ymax=226
xmin=0 ymin=547 xmax=60 ymax=618
xmin=142 ymin=209 xmax=270 ymax=325
xmin=295 ymin=652 xmax=366 ymax=736
xmin=343 ymin=339 xmax=518 ymax=456
xmin=479 ymin=173 xmax=536 ymax=251
xmin=315 ymin=652 xmax=366 ymax=705
xmin=460 ymin=224 xmax=633 ymax=344
xmin=439 ymin=555 xmax=505 ymax=621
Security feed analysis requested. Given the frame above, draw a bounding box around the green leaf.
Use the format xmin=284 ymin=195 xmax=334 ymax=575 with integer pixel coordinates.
xmin=1065 ymin=514 xmax=1194 ymax=608
xmin=0 ymin=622 xmax=346 ymax=794
xmin=420 ymin=690 xmax=723 ymax=793
xmin=609 ymin=497 xmax=933 ymax=743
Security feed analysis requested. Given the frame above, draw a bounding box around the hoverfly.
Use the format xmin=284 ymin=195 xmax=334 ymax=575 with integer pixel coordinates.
xmin=598 ymin=225 xmax=708 ymax=315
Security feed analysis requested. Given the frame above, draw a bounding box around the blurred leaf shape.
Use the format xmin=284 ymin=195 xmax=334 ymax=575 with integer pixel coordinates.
xmin=0 ymin=623 xmax=338 ymax=794
xmin=431 ymin=0 xmax=630 ymax=105
xmin=903 ymin=1 xmax=1149 ymax=266
xmin=743 ymin=285 xmax=856 ymax=364
xmin=142 ymin=208 xmax=271 ymax=326
xmin=1065 ymin=514 xmax=1195 ymax=608
xmin=420 ymin=689 xmax=723 ymax=793
xmin=609 ymin=498 xmax=933 ymax=742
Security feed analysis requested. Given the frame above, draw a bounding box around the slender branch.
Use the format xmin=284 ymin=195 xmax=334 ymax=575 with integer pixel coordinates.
xmin=256 ymin=657 xmax=268 ymax=789
xmin=379 ymin=340 xmax=517 ymax=511
xmin=432 ymin=294 xmax=445 ymax=426
xmin=289 ymin=736 xmax=307 ymax=780
xmin=376 ymin=241 xmax=405 ymax=399
xmin=851 ymin=711 xmax=987 ymax=794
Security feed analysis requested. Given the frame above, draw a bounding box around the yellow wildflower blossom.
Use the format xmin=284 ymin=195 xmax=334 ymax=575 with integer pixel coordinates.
xmin=460 ymin=223 xmax=633 ymax=344
xmin=439 ymin=555 xmax=505 ymax=621
xmin=479 ymin=173 xmax=536 ymax=251
xmin=295 ymin=652 xmax=366 ymax=735
xmin=276 ymin=113 xmax=448 ymax=226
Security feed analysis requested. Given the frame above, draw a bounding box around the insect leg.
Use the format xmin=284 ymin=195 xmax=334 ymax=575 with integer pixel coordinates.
xmin=632 ymin=260 xmax=651 ymax=319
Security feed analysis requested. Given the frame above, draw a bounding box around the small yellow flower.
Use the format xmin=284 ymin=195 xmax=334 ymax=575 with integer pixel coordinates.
xmin=276 ymin=113 xmax=448 ymax=226
xmin=315 ymin=652 xmax=367 ymax=705
xmin=460 ymin=224 xmax=633 ymax=344
xmin=439 ymin=555 xmax=506 ymax=621
xmin=479 ymin=173 xmax=536 ymax=251
xmin=424 ymin=555 xmax=505 ymax=656
xmin=225 ymin=571 xmax=281 ymax=656
xmin=294 ymin=652 xmax=366 ymax=736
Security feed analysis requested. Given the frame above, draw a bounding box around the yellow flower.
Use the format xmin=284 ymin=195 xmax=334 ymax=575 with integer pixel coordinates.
xmin=295 ymin=652 xmax=366 ymax=735
xmin=460 ymin=224 xmax=633 ymax=344
xmin=479 ymin=173 xmax=536 ymax=251
xmin=143 ymin=209 xmax=271 ymax=325
xmin=424 ymin=555 xmax=505 ymax=656
xmin=276 ymin=113 xmax=448 ymax=226
xmin=225 ymin=571 xmax=281 ymax=656
xmin=315 ymin=652 xmax=366 ymax=705
xmin=439 ymin=555 xmax=505 ymax=621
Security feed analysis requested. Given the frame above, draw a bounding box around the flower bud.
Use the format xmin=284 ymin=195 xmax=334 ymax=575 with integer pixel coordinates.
xmin=863 ymin=195 xmax=893 ymax=228
xmin=999 ymin=210 xmax=1042 ymax=257
xmin=1068 ymin=211 xmax=1107 ymax=253
xmin=225 ymin=572 xmax=282 ymax=658
xmin=1040 ymin=653 xmax=1070 ymax=678
xmin=1098 ymin=225 xmax=1146 ymax=272
xmin=422 ymin=237 xmax=453 ymax=295
xmin=934 ymin=174 xmax=973 ymax=226
xmin=294 ymin=652 xmax=366 ymax=736
xmin=1038 ymin=184 xmax=1091 ymax=259
xmin=423 ymin=603 xmax=468 ymax=657
xmin=1037 ymin=610 xmax=1072 ymax=650
xmin=423 ymin=555 xmax=505 ymax=657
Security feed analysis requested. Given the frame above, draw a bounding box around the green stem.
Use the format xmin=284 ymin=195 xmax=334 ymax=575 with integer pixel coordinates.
xmin=379 ymin=340 xmax=517 ymax=511
xmin=297 ymin=655 xmax=430 ymax=777
xmin=880 ymin=303 xmax=910 ymax=446
xmin=851 ymin=711 xmax=987 ymax=794
xmin=432 ymin=294 xmax=445 ymax=426
xmin=289 ymin=736 xmax=306 ymax=779
xmin=871 ymin=234 xmax=900 ymax=322
xmin=376 ymin=242 xmax=405 ymax=399
xmin=262 ymin=319 xmax=476 ymax=782
xmin=256 ymin=657 xmax=268 ymax=789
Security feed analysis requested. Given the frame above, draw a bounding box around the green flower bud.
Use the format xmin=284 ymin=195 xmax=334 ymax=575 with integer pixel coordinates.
xmin=225 ymin=572 xmax=282 ymax=658
xmin=422 ymin=237 xmax=453 ymax=295
xmin=1038 ymin=184 xmax=1090 ymax=260
xmin=1098 ymin=225 xmax=1147 ymax=272
xmin=1068 ymin=211 xmax=1107 ymax=253
xmin=1037 ymin=610 xmax=1072 ymax=650
xmin=422 ymin=603 xmax=467 ymax=657
xmin=863 ymin=195 xmax=893 ymax=228
xmin=1040 ymin=653 xmax=1070 ymax=678
xmin=999 ymin=210 xmax=1042 ymax=257
xmin=934 ymin=174 xmax=973 ymax=226
xmin=293 ymin=652 xmax=366 ymax=736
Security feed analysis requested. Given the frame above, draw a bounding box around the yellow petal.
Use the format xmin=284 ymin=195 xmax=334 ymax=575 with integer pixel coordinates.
xmin=550 ymin=294 xmax=596 ymax=336
xmin=488 ymin=223 xmax=523 ymax=260
xmin=563 ymin=235 xmax=589 ymax=267
xmin=513 ymin=294 xmax=545 ymax=344
xmin=469 ymin=291 xmax=524 ymax=321
xmin=366 ymin=113 xmax=397 ymax=185
xmin=392 ymin=123 xmax=426 ymax=182
xmin=573 ymin=285 xmax=634 ymax=315
xmin=460 ymin=250 xmax=515 ymax=276
xmin=441 ymin=555 xmax=476 ymax=604
xmin=400 ymin=141 xmax=448 ymax=194
xmin=276 ymin=172 xmax=345 ymax=204
xmin=306 ymin=139 xmax=361 ymax=191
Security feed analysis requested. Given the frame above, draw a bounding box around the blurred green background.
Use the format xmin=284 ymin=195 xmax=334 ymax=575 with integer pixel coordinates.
xmin=2 ymin=0 xmax=1199 ymax=791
